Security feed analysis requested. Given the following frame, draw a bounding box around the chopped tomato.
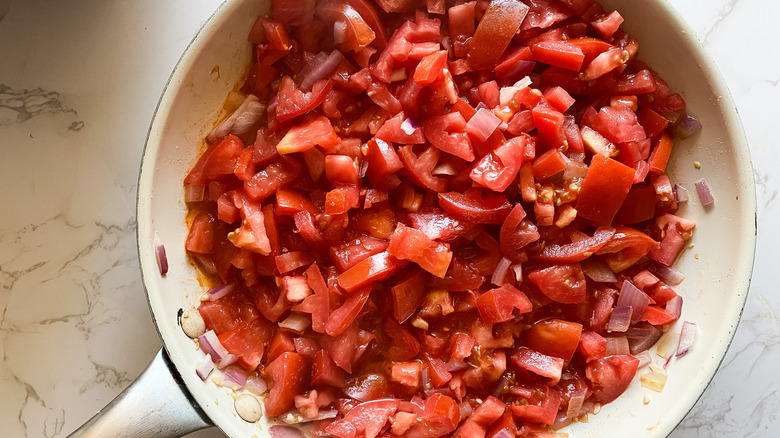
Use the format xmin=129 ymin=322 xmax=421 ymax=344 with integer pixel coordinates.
xmin=575 ymin=155 xmax=635 ymax=225
xmin=276 ymin=113 xmax=340 ymax=154
xmin=528 ymin=264 xmax=587 ymax=304
xmin=524 ymin=319 xmax=583 ymax=363
xmin=264 ymin=352 xmax=308 ymax=417
xmin=585 ymin=355 xmax=640 ymax=404
xmin=438 ymin=190 xmax=512 ymax=224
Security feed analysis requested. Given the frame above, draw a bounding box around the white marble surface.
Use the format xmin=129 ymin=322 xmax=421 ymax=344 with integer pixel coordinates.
xmin=0 ymin=0 xmax=777 ymax=437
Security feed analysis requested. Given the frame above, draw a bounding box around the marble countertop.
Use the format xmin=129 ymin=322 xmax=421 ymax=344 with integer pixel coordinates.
xmin=0 ymin=0 xmax=777 ymax=437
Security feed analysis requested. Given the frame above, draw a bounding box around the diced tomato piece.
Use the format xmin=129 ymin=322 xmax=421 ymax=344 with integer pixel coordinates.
xmin=467 ymin=0 xmax=529 ymax=69
xmin=276 ymin=76 xmax=333 ymax=123
xmin=271 ymin=0 xmax=315 ymax=26
xmin=476 ymin=284 xmax=532 ymax=324
xmin=276 ymin=113 xmax=340 ymax=154
xmin=531 ymin=103 xmax=566 ymax=149
xmin=532 ymin=148 xmax=567 ymax=180
xmin=228 ymin=197 xmax=272 ymax=255
xmin=414 ymin=50 xmax=448 ymax=86
xmin=648 ymin=132 xmax=674 ymax=175
xmin=366 ymin=137 xmax=404 ymax=183
xmin=575 ymin=155 xmax=635 ymax=225
xmin=325 ymin=286 xmax=372 ymax=336
xmin=510 ymin=385 xmax=561 ymax=425
xmin=186 ymin=212 xmax=215 ymax=254
xmin=244 ymin=156 xmax=302 ymax=201
xmin=326 ymin=398 xmax=400 ymax=438
xmin=524 ymin=319 xmax=583 ymax=363
xmin=448 ymin=1 xmax=476 ymax=57
xmin=397 ymin=145 xmax=447 ymax=192
xmin=330 ymin=236 xmax=390 ymax=271
xmin=388 ymin=223 xmax=453 ymax=278
xmin=337 ymin=251 xmax=405 ymax=292
xmin=511 ymin=348 xmax=565 ymax=385
xmin=390 ymin=361 xmax=422 ymax=388
xmin=325 ymin=185 xmax=361 ymax=215
xmin=264 ymin=352 xmax=308 ymax=417
xmin=375 ymin=112 xmax=426 ymax=144
xmin=585 ymin=355 xmax=639 ymax=404
xmin=640 ymin=305 xmax=678 ymax=326
xmin=470 ymin=136 xmax=526 ymax=193
xmin=407 ymin=207 xmax=474 ymax=242
xmin=275 ymin=251 xmax=314 ymax=274
xmin=531 ymin=40 xmax=585 ymax=71
xmin=422 ymin=112 xmax=475 ymax=162
xmin=577 ymin=330 xmax=608 ymax=362
xmin=220 ymin=317 xmax=274 ymax=370
xmin=385 ymin=317 xmax=421 ymax=361
xmin=528 ymin=264 xmax=587 ymax=304
xmin=391 ymin=270 xmax=428 ymax=323
xmin=276 ymin=188 xmax=319 ymax=216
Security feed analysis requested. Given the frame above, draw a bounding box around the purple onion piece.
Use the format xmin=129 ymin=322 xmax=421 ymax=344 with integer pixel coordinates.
xmin=617 ymin=280 xmax=650 ymax=321
xmin=154 ymin=239 xmax=168 ymax=276
xmin=634 ymin=350 xmax=652 ymax=368
xmin=198 ymin=329 xmax=229 ymax=362
xmin=195 ymin=355 xmax=215 ymax=380
xmin=465 ymin=108 xmax=501 ymax=142
xmin=566 ymin=388 xmax=587 ymax=419
xmin=652 ymin=263 xmax=686 ymax=285
xmin=675 ymin=114 xmax=703 ymax=138
xmin=269 ymin=425 xmax=306 ymax=438
xmin=184 ymin=184 xmax=205 ymax=203
xmin=676 ymin=321 xmax=696 ymax=357
xmin=221 ymin=365 xmax=247 ymax=390
xmin=606 ymin=306 xmax=633 ymax=332
xmin=695 ymin=178 xmax=715 ymax=206
xmin=207 ymin=283 xmax=234 ymax=301
xmin=674 ymin=183 xmax=689 ymax=203
xmin=491 ymin=257 xmax=512 ymax=286
xmin=666 ymin=295 xmax=683 ymax=320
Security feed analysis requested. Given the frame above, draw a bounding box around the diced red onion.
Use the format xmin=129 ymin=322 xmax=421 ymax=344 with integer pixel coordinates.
xmin=566 ymin=388 xmax=587 ymax=419
xmin=617 ymin=280 xmax=650 ymax=321
xmin=279 ymin=313 xmax=311 ymax=334
xmin=635 ymin=350 xmax=652 ymax=368
xmin=207 ymin=283 xmax=234 ymax=301
xmin=695 ymin=178 xmax=714 ymax=206
xmin=605 ymin=336 xmax=630 ymax=356
xmin=475 ymin=102 xmax=488 ymax=111
xmin=193 ymin=255 xmax=218 ymax=277
xmin=195 ymin=355 xmax=215 ymax=380
xmin=269 ymin=426 xmax=305 ymax=438
xmin=154 ymin=238 xmax=168 ymax=276
xmin=244 ymin=377 xmax=268 ymax=395
xmin=490 ymin=430 xmax=514 ymax=438
xmin=491 ymin=257 xmax=513 ymax=286
xmin=390 ymin=68 xmax=408 ymax=82
xmin=459 ymin=402 xmax=473 ymax=419
xmin=606 ymin=306 xmax=632 ymax=332
xmin=198 ymin=330 xmax=229 ymax=362
xmin=432 ymin=162 xmax=458 ymax=176
xmin=511 ymin=264 xmax=523 ymax=283
xmin=625 ymin=323 xmax=662 ymax=354
xmin=298 ymin=50 xmax=346 ymax=91
xmin=421 ymin=367 xmax=431 ymax=389
xmin=666 ymin=295 xmax=683 ymax=320
xmin=333 ymin=21 xmax=347 ymax=44
xmin=466 ymin=108 xmax=502 ymax=142
xmin=675 ymin=114 xmax=703 ymax=138
xmin=674 ymin=184 xmax=689 ymax=203
xmin=514 ymin=76 xmax=533 ymax=89
xmin=491 ymin=374 xmax=510 ymax=397
xmin=652 ymin=263 xmax=686 ymax=285
xmin=221 ymin=365 xmax=247 ymax=390
xmin=498 ymin=121 xmax=509 ymax=131
xmin=184 ymin=184 xmax=205 ymax=203
xmin=400 ymin=117 xmax=419 ymax=135
xmin=499 ymin=86 xmax=522 ymax=107
xmin=664 ymin=354 xmax=674 ymax=369
xmin=581 ymin=257 xmax=617 ymax=283
xmin=676 ymin=321 xmax=696 ymax=357
xmin=359 ymin=159 xmax=369 ymax=178
xmin=217 ymin=353 xmax=238 ymax=369
xmin=445 ymin=359 xmax=469 ymax=373
xmin=207 ymin=94 xmax=265 ymax=143
xmin=316 ymin=409 xmax=339 ymax=420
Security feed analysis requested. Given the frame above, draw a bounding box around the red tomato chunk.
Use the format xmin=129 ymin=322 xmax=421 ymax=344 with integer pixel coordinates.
xmin=185 ymin=0 xmax=698 ymax=435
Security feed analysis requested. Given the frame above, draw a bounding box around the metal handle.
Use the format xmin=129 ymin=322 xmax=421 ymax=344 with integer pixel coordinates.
xmin=68 ymin=349 xmax=213 ymax=438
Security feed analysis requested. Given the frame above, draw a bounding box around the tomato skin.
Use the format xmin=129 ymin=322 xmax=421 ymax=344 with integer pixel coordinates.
xmin=531 ymin=103 xmax=566 ymax=149
xmin=438 ymin=190 xmax=512 ymax=224
xmin=575 ymin=155 xmax=636 ymax=225
xmin=532 ymin=226 xmax=615 ymax=263
xmin=510 ymin=385 xmax=561 ymax=425
xmin=585 ymin=355 xmax=640 ymax=404
xmin=468 ymin=0 xmax=530 ymax=70
xmin=528 ymin=264 xmax=587 ymax=304
xmin=470 ymin=136 xmax=526 ymax=193
xmin=244 ymin=156 xmax=302 ymax=201
xmin=407 ymin=208 xmax=474 ymax=242
xmin=577 ymin=330 xmax=607 ymax=362
xmin=275 ymin=76 xmax=333 ymax=123
xmin=264 ymin=351 xmax=309 ymax=417
xmin=385 ymin=317 xmax=421 ymax=361
xmin=532 ymin=148 xmax=567 ymax=180
xmin=186 ymin=213 xmax=216 ymax=254
xmin=511 ymin=348 xmax=565 ymax=385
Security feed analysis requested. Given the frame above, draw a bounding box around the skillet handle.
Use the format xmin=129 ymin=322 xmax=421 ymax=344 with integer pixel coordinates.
xmin=68 ymin=349 xmax=213 ymax=438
